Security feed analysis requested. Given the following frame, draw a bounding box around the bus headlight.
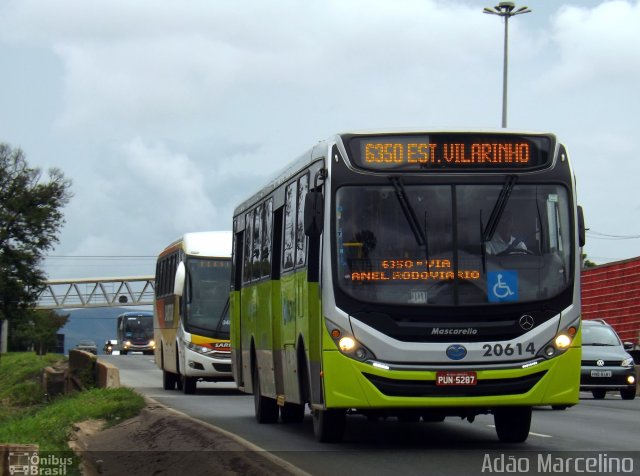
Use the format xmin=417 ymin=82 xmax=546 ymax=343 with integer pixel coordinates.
xmin=537 ymin=318 xmax=579 ymax=360
xmin=335 ymin=335 xmax=371 ymax=361
xmin=124 ymin=340 xmax=131 ymax=348
xmin=327 ymin=320 xmax=375 ymax=362
xmin=185 ymin=341 xmax=212 ymax=355
xmin=555 ymin=334 xmax=572 ymax=349
xmin=338 ymin=337 xmax=356 ymax=352
xmin=149 ymin=340 xmax=156 ymax=348
xmin=338 ymin=337 xmax=368 ymax=360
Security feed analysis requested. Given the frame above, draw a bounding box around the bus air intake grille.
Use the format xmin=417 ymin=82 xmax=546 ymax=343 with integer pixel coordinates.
xmin=213 ymin=363 xmax=232 ymax=373
xmin=362 ymin=371 xmax=547 ymax=397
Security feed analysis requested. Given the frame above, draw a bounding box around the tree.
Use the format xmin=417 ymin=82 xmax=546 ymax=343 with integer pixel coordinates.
xmin=0 ymin=143 xmax=72 ymax=330
xmin=581 ymin=253 xmax=597 ymax=269
xmin=10 ymin=309 xmax=69 ymax=354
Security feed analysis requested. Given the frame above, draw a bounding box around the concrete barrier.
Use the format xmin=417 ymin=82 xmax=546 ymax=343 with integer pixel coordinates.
xmin=68 ymin=349 xmax=97 ymax=389
xmin=42 ymin=366 xmax=68 ymax=398
xmin=68 ymin=350 xmax=120 ymax=389
xmin=96 ymin=361 xmax=120 ymax=388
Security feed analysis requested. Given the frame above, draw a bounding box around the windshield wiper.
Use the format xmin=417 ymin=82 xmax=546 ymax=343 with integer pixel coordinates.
xmin=480 ymin=175 xmax=517 ymax=272
xmin=585 ymin=343 xmax=616 ymax=346
xmin=482 ymin=175 xmax=517 ymax=243
xmin=391 ymin=177 xmax=426 ymax=245
xmin=390 ymin=177 xmax=430 ymax=266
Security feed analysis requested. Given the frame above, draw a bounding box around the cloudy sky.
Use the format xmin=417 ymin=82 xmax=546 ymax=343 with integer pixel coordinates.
xmin=1 ymin=0 xmax=639 ymax=280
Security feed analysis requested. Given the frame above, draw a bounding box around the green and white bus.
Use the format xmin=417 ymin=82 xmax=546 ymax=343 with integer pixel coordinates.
xmin=230 ymin=130 xmax=585 ymax=443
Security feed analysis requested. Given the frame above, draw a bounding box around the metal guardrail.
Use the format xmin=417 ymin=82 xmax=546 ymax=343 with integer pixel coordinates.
xmin=36 ymin=276 xmax=155 ymax=309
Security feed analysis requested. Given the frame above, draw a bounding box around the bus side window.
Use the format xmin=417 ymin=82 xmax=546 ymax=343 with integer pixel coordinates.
xmin=261 ymin=198 xmax=273 ymax=278
xmin=295 ymin=174 xmax=309 ymax=267
xmin=283 ymin=182 xmax=297 ymax=271
xmin=243 ymin=210 xmax=254 ymax=283
xmin=252 ymin=204 xmax=263 ymax=280
xmin=272 ymin=206 xmax=283 ymax=280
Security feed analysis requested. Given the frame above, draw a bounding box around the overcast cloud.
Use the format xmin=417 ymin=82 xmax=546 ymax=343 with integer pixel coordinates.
xmin=1 ymin=0 xmax=638 ymax=279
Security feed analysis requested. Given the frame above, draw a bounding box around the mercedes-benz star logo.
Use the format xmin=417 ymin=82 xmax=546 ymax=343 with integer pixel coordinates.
xmin=597 ymin=359 xmax=605 ymax=367
xmin=519 ymin=314 xmax=535 ymax=331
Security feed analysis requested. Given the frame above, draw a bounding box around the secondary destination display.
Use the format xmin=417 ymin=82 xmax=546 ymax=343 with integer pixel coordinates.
xmin=347 ymin=133 xmax=552 ymax=171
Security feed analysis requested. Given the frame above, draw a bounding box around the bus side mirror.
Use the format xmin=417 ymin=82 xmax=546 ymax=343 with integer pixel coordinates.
xmin=174 ymin=261 xmax=185 ymax=296
xmin=304 ymin=191 xmax=324 ymax=236
xmin=577 ymin=205 xmax=586 ymax=248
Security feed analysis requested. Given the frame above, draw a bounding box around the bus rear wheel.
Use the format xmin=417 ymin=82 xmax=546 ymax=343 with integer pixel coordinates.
xmin=312 ymin=408 xmax=346 ymax=443
xmin=252 ymin=362 xmax=278 ymax=423
xmin=280 ymin=402 xmax=305 ymax=423
xmin=494 ymin=407 xmax=532 ymax=443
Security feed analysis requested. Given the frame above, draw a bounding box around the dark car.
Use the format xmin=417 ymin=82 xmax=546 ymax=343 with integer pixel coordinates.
xmin=580 ymin=320 xmax=636 ymax=400
xmin=76 ymin=339 xmax=98 ymax=355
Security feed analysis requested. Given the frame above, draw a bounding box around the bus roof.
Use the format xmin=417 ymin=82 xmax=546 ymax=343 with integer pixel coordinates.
xmin=118 ymin=311 xmax=153 ymax=317
xmin=163 ymin=231 xmax=232 ymax=258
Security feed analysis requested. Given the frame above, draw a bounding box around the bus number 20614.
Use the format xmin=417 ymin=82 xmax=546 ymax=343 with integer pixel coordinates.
xmin=482 ymin=342 xmax=535 ymax=357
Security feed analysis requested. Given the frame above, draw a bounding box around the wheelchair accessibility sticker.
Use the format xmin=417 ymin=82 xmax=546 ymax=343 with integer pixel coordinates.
xmin=488 ymin=271 xmax=518 ymax=302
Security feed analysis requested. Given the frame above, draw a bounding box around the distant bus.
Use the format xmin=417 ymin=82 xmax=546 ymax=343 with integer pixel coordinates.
xmin=116 ymin=311 xmax=155 ymax=355
xmin=231 ymin=130 xmax=585 ymax=443
xmin=154 ymin=231 xmax=233 ymax=394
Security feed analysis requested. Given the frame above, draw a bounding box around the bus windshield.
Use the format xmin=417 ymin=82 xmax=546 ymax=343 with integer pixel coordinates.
xmin=185 ymin=257 xmax=231 ymax=334
xmin=336 ymin=183 xmax=572 ymax=306
xmin=123 ymin=315 xmax=153 ymax=342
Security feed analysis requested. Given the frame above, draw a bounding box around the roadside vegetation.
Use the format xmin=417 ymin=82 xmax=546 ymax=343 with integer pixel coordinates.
xmin=0 ymin=352 xmax=145 ymax=452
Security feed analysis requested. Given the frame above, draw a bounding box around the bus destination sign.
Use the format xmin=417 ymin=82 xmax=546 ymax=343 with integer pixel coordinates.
xmin=347 ymin=133 xmax=552 ymax=171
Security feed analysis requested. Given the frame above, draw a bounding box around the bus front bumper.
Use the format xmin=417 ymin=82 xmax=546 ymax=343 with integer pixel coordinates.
xmin=183 ymin=346 xmax=233 ymax=381
xmin=321 ymin=347 xmax=580 ymax=409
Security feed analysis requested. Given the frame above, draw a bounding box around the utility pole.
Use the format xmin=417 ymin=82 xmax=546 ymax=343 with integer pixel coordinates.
xmin=483 ymin=2 xmax=531 ymax=128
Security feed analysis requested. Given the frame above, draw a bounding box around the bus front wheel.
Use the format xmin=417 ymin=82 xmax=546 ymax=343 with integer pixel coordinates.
xmin=163 ymin=370 xmax=177 ymax=390
xmin=312 ymin=408 xmax=346 ymax=443
xmin=182 ymin=375 xmax=196 ymax=394
xmin=493 ymin=407 xmax=532 ymax=443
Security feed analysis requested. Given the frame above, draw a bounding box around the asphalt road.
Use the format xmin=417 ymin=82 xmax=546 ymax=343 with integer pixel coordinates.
xmin=103 ymin=354 xmax=640 ymax=476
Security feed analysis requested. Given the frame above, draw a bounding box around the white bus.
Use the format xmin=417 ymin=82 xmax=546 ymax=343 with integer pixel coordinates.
xmin=154 ymin=231 xmax=233 ymax=394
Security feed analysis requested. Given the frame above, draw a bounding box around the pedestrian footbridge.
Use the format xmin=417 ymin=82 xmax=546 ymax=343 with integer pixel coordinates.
xmin=36 ymin=276 xmax=155 ymax=309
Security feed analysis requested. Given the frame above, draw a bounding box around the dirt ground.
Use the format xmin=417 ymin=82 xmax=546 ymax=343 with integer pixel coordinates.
xmin=69 ymin=398 xmax=305 ymax=476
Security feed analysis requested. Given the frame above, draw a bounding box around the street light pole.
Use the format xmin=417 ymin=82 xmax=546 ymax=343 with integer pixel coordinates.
xmin=484 ymin=2 xmax=531 ymax=128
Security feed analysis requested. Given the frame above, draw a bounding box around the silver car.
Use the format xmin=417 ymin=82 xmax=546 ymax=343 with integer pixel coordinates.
xmin=580 ymin=320 xmax=636 ymax=400
xmin=76 ymin=339 xmax=98 ymax=355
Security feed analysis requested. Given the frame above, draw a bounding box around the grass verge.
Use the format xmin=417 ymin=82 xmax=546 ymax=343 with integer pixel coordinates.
xmin=0 ymin=352 xmax=145 ymax=472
